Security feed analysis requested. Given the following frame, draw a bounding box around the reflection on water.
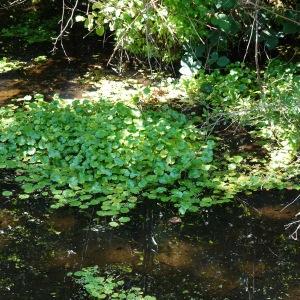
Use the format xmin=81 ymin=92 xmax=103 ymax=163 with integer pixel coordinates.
xmin=0 ymin=209 xmax=19 ymax=229
xmin=157 ymin=239 xmax=199 ymax=268
xmin=0 ymin=58 xmax=89 ymax=106
xmin=47 ymin=214 xmax=76 ymax=232
xmin=0 ymin=188 xmax=299 ymax=299
xmin=256 ymin=205 xmax=298 ymax=221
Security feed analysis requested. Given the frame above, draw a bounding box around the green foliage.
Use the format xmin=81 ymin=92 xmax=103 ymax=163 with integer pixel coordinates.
xmin=183 ymin=60 xmax=300 ymax=185
xmin=1 ymin=11 xmax=57 ymax=44
xmin=183 ymin=62 xmax=257 ymax=110
xmin=79 ymin=0 xmax=183 ymax=61
xmin=179 ymin=46 xmax=232 ymax=76
xmin=257 ymin=62 xmax=300 ymax=136
xmin=33 ymin=55 xmax=48 ymax=63
xmin=252 ymin=61 xmax=300 ymax=171
xmin=80 ymin=0 xmax=229 ymax=61
xmin=2 ymin=191 xmax=13 ymax=197
xmin=79 ymin=0 xmax=249 ymax=62
xmin=1 ymin=73 xmax=298 ymax=222
xmin=79 ymin=0 xmax=299 ymax=64
xmin=0 ymin=57 xmax=25 ymax=73
xmin=0 ymin=98 xmax=236 ymax=222
xmin=69 ymin=266 xmax=156 ymax=299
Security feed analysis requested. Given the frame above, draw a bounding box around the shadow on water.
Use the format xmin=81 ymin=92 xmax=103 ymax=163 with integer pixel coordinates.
xmin=0 ymin=56 xmax=101 ymax=105
xmin=0 ymin=169 xmax=299 ymax=300
xmin=0 ymin=32 xmax=119 ymax=106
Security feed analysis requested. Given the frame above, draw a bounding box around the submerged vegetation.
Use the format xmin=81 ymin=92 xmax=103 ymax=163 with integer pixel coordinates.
xmin=0 ymin=0 xmax=299 ymax=299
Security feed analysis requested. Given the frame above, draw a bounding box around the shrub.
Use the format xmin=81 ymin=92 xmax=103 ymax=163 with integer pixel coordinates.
xmin=183 ymin=60 xmax=300 ymax=179
xmin=80 ymin=0 xmax=212 ymax=61
xmin=182 ymin=62 xmax=258 ymax=112
xmin=79 ymin=0 xmax=299 ymax=64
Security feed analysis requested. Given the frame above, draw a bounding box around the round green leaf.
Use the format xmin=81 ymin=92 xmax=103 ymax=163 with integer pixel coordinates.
xmin=217 ymin=56 xmax=230 ymax=67
xmin=109 ymin=221 xmax=119 ymax=227
xmin=2 ymin=191 xmax=13 ymax=197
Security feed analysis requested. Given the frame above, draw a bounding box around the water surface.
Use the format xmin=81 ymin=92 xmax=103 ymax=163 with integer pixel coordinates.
xmin=0 ymin=174 xmax=299 ymax=300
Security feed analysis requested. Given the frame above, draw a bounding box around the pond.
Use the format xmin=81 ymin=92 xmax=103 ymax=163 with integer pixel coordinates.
xmin=0 ymin=169 xmax=299 ymax=300
xmin=0 ymin=38 xmax=299 ymax=300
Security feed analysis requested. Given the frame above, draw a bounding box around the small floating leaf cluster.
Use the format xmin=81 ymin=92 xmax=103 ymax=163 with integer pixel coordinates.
xmin=0 ymin=98 xmax=233 ymax=223
xmin=70 ymin=266 xmax=155 ymax=299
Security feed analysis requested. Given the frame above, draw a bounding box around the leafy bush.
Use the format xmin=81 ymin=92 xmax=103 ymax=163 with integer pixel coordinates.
xmin=184 ymin=61 xmax=299 ymax=144
xmin=0 ymin=98 xmax=236 ymax=224
xmin=80 ymin=0 xmax=184 ymax=61
xmin=255 ymin=61 xmax=300 ymax=146
xmin=183 ymin=62 xmax=258 ymax=112
xmin=252 ymin=61 xmax=300 ymax=170
xmin=70 ymin=266 xmax=155 ymax=299
xmin=183 ymin=60 xmax=300 ymax=181
xmin=80 ymin=0 xmax=240 ymax=62
xmin=78 ymin=0 xmax=299 ymax=64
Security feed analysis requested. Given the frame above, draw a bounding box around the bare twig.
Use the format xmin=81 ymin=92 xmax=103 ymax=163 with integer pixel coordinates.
xmin=51 ymin=0 xmax=79 ymax=58
xmin=285 ymin=219 xmax=300 ymax=240
xmin=0 ymin=0 xmax=27 ymax=9
xmin=243 ymin=16 xmax=256 ymax=63
xmin=254 ymin=0 xmax=260 ymax=81
xmin=245 ymin=1 xmax=300 ymax=26
xmin=280 ymin=194 xmax=300 ymax=212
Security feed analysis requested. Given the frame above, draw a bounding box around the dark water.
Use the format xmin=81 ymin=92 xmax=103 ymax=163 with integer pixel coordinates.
xmin=0 ymin=170 xmax=299 ymax=300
